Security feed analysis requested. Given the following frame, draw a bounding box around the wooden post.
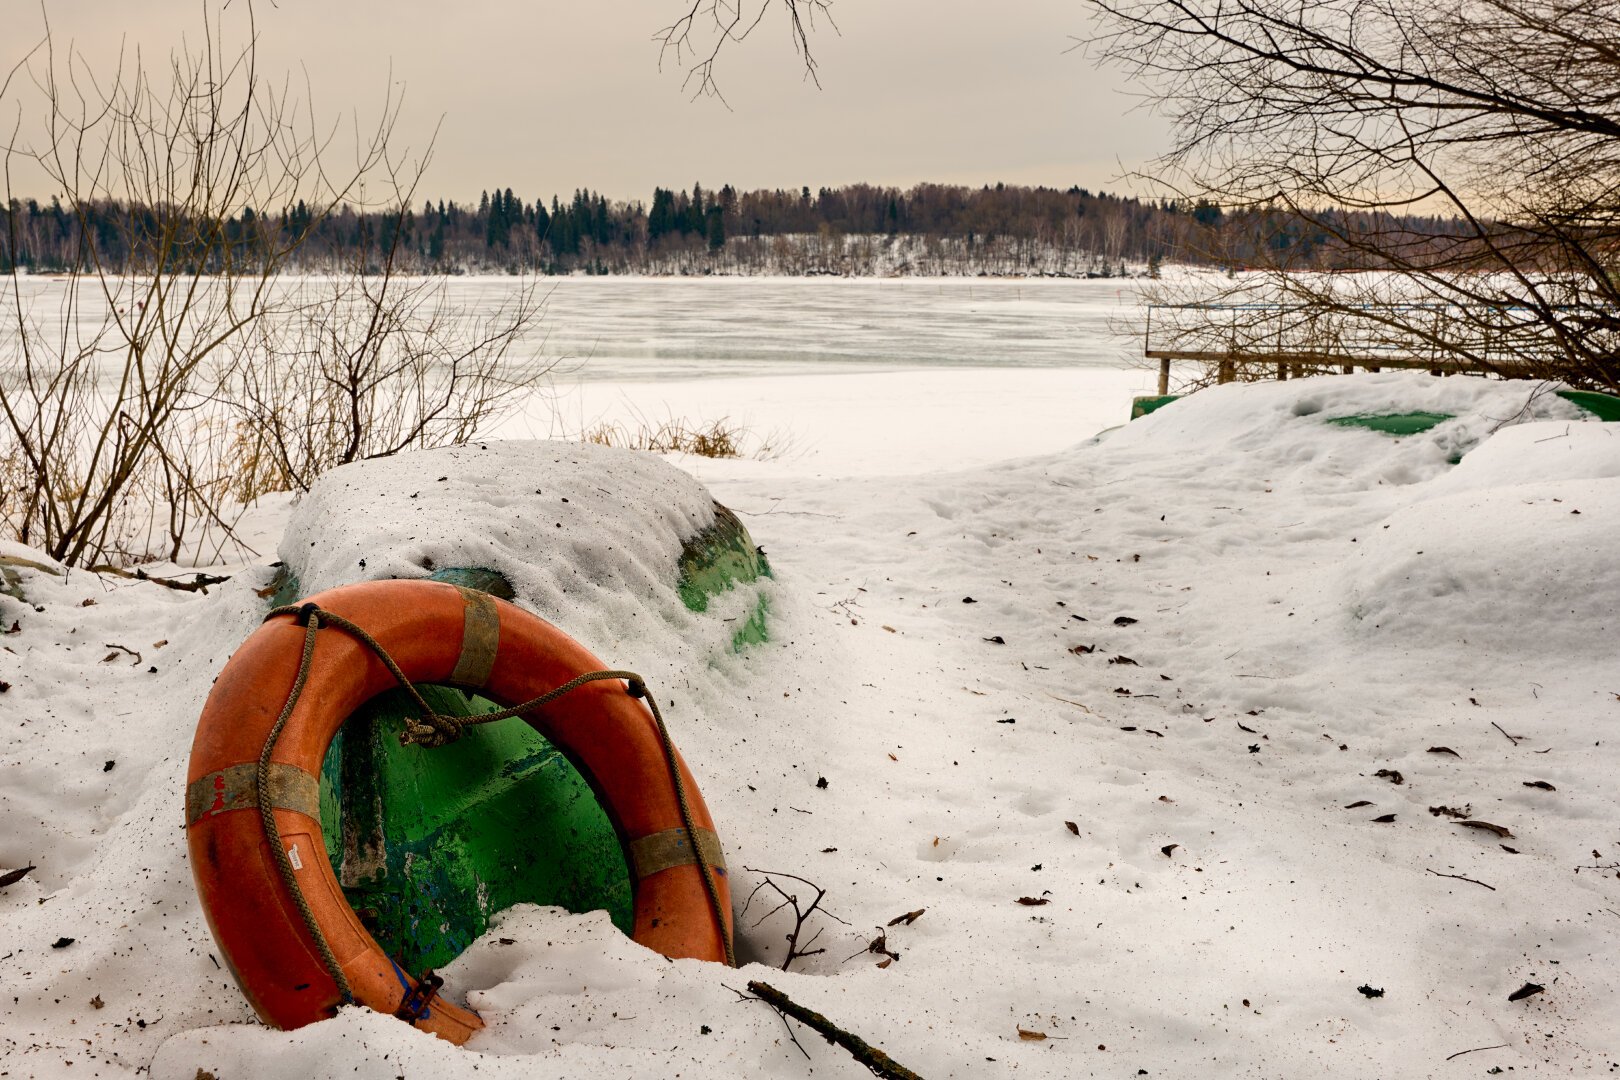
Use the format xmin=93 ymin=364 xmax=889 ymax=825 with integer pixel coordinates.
xmin=1218 ymin=356 xmax=1235 ymax=384
xmin=1276 ymin=362 xmax=1288 ymax=381
xmin=1158 ymin=356 xmax=1170 ymax=395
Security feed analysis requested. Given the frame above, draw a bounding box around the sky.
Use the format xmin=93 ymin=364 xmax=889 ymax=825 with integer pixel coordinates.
xmin=0 ymin=1 xmax=1171 ymax=208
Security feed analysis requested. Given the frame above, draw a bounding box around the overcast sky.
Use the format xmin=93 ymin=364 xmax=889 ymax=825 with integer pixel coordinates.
xmin=1 ymin=1 xmax=1169 ymax=207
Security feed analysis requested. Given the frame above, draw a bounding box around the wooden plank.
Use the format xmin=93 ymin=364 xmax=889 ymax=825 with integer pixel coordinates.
xmin=1143 ymin=349 xmax=1523 ymax=374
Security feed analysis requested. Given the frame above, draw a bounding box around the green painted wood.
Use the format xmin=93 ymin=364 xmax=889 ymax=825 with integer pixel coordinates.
xmin=1326 ymin=411 xmax=1453 ymax=435
xmin=318 ymin=684 xmax=631 ymax=975
xmin=678 ymin=502 xmax=772 ymax=651
xmin=1131 ymin=394 xmax=1181 ymax=420
xmin=421 ymin=566 xmax=516 ymax=600
xmin=1557 ymin=389 xmax=1620 ymax=421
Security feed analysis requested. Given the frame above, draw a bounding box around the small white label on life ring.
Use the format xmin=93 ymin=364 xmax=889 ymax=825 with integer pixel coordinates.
xmin=287 ymin=843 xmax=303 ymax=870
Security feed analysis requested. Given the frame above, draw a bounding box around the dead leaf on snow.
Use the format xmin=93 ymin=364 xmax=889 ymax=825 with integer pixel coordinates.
xmin=0 ymin=865 xmax=36 ymax=889
xmin=1018 ymin=1029 xmax=1049 ymax=1041
xmin=1457 ymin=820 xmax=1514 ymax=838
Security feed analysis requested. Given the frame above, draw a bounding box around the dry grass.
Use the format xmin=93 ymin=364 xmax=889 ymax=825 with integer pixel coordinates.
xmin=583 ymin=416 xmax=746 ymax=458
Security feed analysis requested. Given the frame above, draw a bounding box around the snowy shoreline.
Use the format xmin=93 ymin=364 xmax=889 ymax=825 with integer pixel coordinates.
xmin=3 ymin=370 xmax=1618 ymax=1078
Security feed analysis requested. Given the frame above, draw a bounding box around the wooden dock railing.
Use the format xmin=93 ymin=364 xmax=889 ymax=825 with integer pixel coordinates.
xmin=1142 ymin=302 xmax=1563 ymax=394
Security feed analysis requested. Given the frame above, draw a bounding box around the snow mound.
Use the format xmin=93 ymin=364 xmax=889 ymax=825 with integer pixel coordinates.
xmin=1344 ymin=480 xmax=1619 ymax=654
xmin=1343 ymin=418 xmax=1620 ymax=657
xmin=0 ymin=541 xmax=65 ymax=574
xmin=1423 ymin=418 xmax=1620 ymax=496
xmin=1106 ymin=371 xmax=1588 ymax=491
xmin=279 ymin=440 xmax=757 ymax=670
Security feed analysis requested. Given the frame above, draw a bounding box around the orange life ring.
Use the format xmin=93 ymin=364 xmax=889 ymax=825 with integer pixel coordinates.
xmin=185 ymin=579 xmax=732 ymax=1044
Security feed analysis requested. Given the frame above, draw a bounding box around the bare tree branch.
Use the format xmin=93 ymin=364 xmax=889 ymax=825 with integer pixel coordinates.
xmin=1086 ymin=0 xmax=1620 ymax=391
xmin=654 ymin=1 xmax=836 ymax=104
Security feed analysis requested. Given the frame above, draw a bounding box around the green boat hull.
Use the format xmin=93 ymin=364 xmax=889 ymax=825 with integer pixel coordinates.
xmin=318 ymin=687 xmax=631 ymax=973
xmin=292 ymin=500 xmax=769 ymax=975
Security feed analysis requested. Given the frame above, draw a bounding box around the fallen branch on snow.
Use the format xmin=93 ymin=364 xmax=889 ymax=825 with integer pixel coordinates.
xmin=745 ymin=979 xmax=926 ymax=1080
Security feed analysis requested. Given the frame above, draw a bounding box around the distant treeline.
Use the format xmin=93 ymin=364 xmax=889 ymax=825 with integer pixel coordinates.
xmin=1 ymin=181 xmax=1482 ymax=277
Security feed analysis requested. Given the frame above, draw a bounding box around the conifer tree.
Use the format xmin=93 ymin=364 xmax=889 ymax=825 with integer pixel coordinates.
xmin=688 ymin=183 xmax=705 ymax=236
xmin=705 ymin=204 xmax=725 ymax=252
xmin=648 ymin=187 xmax=674 ymax=241
xmin=534 ymin=199 xmax=551 ymax=246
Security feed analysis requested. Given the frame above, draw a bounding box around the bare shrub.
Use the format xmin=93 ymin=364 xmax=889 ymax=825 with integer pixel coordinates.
xmin=230 ymin=275 xmax=545 ymax=497
xmin=0 ymin=5 xmax=541 ymax=565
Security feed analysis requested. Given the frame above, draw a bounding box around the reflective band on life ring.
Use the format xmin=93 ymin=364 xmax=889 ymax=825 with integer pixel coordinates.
xmin=185 ymin=579 xmax=733 ymax=1045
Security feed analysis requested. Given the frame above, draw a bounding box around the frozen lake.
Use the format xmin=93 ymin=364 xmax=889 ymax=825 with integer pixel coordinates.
xmin=519 ymin=275 xmax=1148 ymax=380
xmin=499 ymin=276 xmax=1159 ymax=475
xmin=3 ymin=273 xmax=1160 ymax=476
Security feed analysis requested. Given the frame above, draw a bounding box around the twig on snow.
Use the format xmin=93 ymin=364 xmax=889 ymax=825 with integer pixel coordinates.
xmin=102 ymin=643 xmax=142 ymax=666
xmin=741 ymin=867 xmax=848 ymax=971
xmin=746 ymin=979 xmax=926 ymax=1080
xmin=726 ymin=982 xmax=809 ymax=1060
xmin=1426 ymin=868 xmax=1496 ymax=891
xmin=92 ymin=565 xmax=232 ymax=593
xmin=1446 ymin=1043 xmax=1509 ymax=1060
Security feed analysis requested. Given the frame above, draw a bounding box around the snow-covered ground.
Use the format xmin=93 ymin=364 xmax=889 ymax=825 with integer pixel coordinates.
xmin=3 ymin=370 xmax=1618 ymax=1079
